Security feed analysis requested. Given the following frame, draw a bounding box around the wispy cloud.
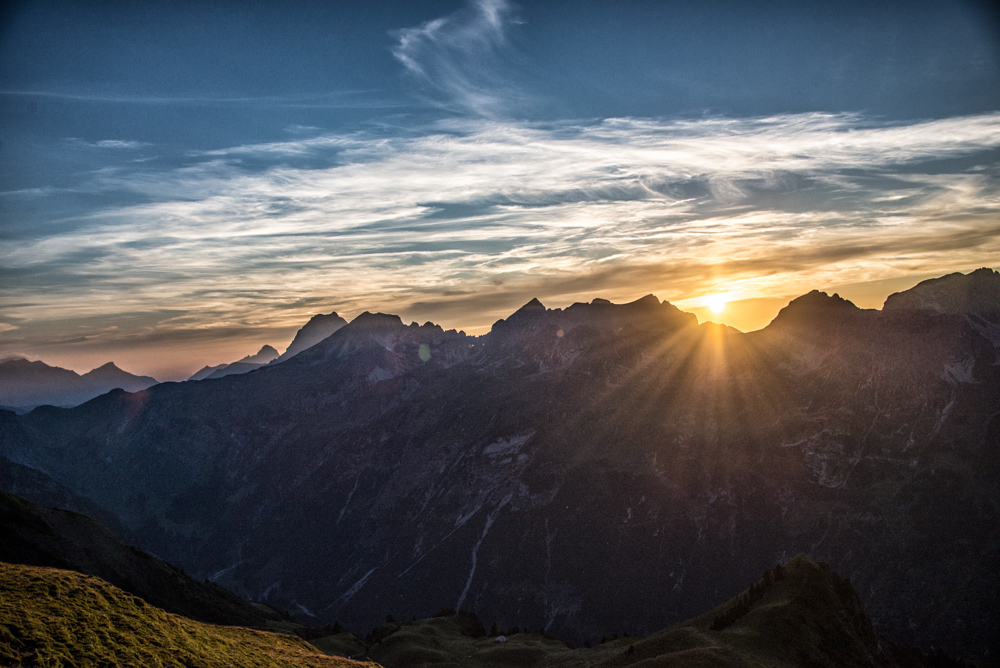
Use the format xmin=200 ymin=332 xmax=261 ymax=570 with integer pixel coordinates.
xmin=2 ymin=112 xmax=998 ymax=357
xmin=391 ymin=0 xmax=529 ymax=117
xmin=65 ymin=138 xmax=150 ymax=150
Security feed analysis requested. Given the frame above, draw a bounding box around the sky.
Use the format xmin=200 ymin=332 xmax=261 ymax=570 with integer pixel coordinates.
xmin=1 ymin=0 xmax=999 ymax=380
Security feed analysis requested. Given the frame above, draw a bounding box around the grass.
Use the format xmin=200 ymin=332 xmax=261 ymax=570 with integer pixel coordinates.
xmin=347 ymin=556 xmax=913 ymax=668
xmin=0 ymin=562 xmax=378 ymax=668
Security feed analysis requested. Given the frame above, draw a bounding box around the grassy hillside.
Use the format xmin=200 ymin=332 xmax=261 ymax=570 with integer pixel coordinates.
xmin=337 ymin=556 xmax=939 ymax=668
xmin=0 ymin=562 xmax=377 ymax=668
xmin=591 ymin=554 xmax=892 ymax=668
xmin=0 ymin=492 xmax=284 ymax=628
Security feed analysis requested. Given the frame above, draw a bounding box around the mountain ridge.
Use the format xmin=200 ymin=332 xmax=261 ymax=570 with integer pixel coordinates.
xmin=0 ymin=268 xmax=997 ymax=659
xmin=0 ymin=358 xmax=158 ymax=411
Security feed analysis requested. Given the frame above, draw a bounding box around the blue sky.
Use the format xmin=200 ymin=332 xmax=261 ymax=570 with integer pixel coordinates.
xmin=1 ymin=0 xmax=999 ymax=379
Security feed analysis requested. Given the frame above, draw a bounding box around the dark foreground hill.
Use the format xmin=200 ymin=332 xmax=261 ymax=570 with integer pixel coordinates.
xmin=0 ymin=492 xmax=284 ymax=629
xmin=0 ymin=556 xmax=955 ymax=668
xmin=0 ymin=268 xmax=997 ymax=659
xmin=0 ymin=562 xmax=375 ymax=668
xmin=350 ymin=556 xmax=945 ymax=668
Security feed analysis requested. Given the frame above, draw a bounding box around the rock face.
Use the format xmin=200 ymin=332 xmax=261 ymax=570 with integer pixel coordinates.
xmin=272 ymin=312 xmax=348 ymax=365
xmin=1 ymin=271 xmax=998 ymax=659
xmin=0 ymin=359 xmax=158 ymax=411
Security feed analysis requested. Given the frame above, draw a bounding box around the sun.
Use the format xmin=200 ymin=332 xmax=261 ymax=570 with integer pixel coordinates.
xmin=705 ymin=294 xmax=730 ymax=314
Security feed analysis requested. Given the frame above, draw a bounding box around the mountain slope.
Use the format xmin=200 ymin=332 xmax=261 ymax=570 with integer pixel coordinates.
xmin=1 ymin=271 xmax=997 ymax=659
xmin=0 ymin=358 xmax=157 ymax=410
xmin=273 ymin=312 xmax=348 ymax=365
xmin=0 ymin=492 xmax=284 ymax=628
xmin=194 ymin=345 xmax=281 ymax=380
xmin=0 ymin=562 xmax=375 ymax=668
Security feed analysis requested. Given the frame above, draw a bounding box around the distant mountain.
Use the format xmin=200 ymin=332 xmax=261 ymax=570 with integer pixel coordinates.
xmin=0 ymin=358 xmax=157 ymax=410
xmin=884 ymin=268 xmax=1000 ymax=346
xmin=187 ymin=363 xmax=228 ymax=381
xmin=1 ymin=268 xmax=997 ymax=660
xmin=188 ymin=344 xmax=280 ymax=381
xmin=0 ymin=491 xmax=286 ymax=628
xmin=0 ymin=562 xmax=369 ymax=668
xmin=272 ymin=312 xmax=348 ymax=365
xmin=189 ymin=312 xmax=348 ymax=381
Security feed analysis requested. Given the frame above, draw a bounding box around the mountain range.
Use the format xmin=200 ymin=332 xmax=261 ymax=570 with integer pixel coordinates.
xmin=188 ymin=344 xmax=281 ymax=381
xmin=187 ymin=311 xmax=347 ymax=380
xmin=0 ymin=359 xmax=157 ymax=412
xmin=0 ymin=268 xmax=996 ymax=661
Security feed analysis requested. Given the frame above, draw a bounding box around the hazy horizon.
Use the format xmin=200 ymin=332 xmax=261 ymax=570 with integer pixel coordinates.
xmin=0 ymin=267 xmax=984 ymax=381
xmin=2 ymin=0 xmax=998 ymax=380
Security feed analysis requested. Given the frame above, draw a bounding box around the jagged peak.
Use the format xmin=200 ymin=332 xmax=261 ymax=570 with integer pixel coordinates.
xmin=769 ymin=290 xmax=860 ymax=325
xmin=883 ymin=267 xmax=1000 ymax=317
xmin=304 ymin=311 xmax=343 ymax=324
xmin=345 ymin=311 xmax=406 ymax=331
xmin=629 ymin=294 xmax=661 ymax=308
xmin=490 ymin=293 xmax=695 ymax=338
xmin=514 ymin=298 xmax=546 ymax=313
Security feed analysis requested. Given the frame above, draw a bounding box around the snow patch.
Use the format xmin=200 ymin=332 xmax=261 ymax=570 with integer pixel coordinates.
xmin=208 ymin=561 xmax=241 ymax=583
xmin=483 ymin=433 xmax=534 ymax=459
xmin=456 ymin=494 xmax=512 ymax=611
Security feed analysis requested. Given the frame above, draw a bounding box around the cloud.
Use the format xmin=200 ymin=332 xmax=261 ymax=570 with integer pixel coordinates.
xmin=65 ymin=138 xmax=150 ymax=150
xmin=2 ymin=112 xmax=999 ymax=356
xmin=391 ymin=0 xmax=529 ymax=117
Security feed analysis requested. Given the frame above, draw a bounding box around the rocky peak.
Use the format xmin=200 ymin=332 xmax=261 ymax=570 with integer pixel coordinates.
xmin=766 ymin=290 xmax=864 ymax=333
xmin=517 ymin=297 xmax=546 ymax=312
xmin=345 ymin=312 xmax=406 ymax=333
xmin=492 ymin=295 xmax=695 ymax=341
xmin=236 ymin=345 xmax=279 ymax=365
xmin=883 ymin=268 xmax=1000 ymax=321
xmin=272 ymin=312 xmax=348 ymax=365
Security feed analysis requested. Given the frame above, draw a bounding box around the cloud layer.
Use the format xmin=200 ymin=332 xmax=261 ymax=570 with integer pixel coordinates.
xmin=2 ymin=111 xmax=999 ymax=375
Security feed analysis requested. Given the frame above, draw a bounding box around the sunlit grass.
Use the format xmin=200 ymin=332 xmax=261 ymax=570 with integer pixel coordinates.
xmin=0 ymin=562 xmax=377 ymax=668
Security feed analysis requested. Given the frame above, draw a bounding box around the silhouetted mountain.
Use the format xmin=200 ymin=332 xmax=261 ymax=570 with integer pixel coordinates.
xmin=189 ymin=344 xmax=280 ymax=381
xmin=273 ymin=312 xmax=349 ymax=365
xmin=1 ymin=269 xmax=997 ymax=661
xmin=0 ymin=492 xmax=285 ymax=628
xmin=0 ymin=358 xmax=158 ymax=410
xmin=188 ymin=363 xmax=228 ymax=381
